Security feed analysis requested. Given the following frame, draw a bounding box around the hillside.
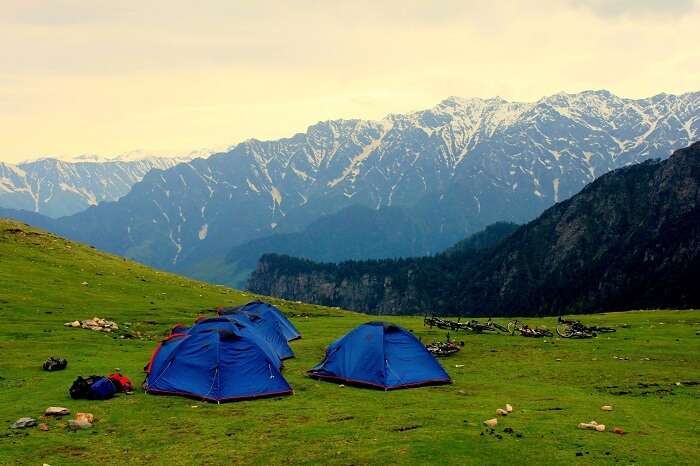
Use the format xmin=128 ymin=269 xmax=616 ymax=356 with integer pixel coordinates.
xmin=0 ymin=219 xmax=699 ymax=465
xmin=222 ymin=205 xmax=437 ymax=287
xmin=248 ymin=142 xmax=700 ymax=316
xmin=4 ymin=91 xmax=697 ymax=286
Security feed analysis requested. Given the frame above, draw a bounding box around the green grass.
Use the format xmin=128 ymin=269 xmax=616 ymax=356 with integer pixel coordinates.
xmin=0 ymin=218 xmax=698 ymax=465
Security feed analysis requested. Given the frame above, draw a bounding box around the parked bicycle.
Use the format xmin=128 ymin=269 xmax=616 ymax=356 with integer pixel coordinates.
xmin=507 ymin=320 xmax=553 ymax=338
xmin=485 ymin=318 xmax=510 ymax=334
xmin=556 ymin=316 xmax=616 ymax=338
xmin=425 ymin=332 xmax=463 ymax=356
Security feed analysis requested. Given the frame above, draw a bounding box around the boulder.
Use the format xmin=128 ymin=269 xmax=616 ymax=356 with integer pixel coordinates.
xmin=11 ymin=417 xmax=36 ymax=429
xmin=484 ymin=418 xmax=498 ymax=428
xmin=75 ymin=412 xmax=94 ymax=424
xmin=67 ymin=420 xmax=92 ymax=431
xmin=44 ymin=407 xmax=70 ymax=416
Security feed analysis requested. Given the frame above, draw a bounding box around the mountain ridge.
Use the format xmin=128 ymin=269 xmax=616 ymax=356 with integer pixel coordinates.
xmin=247 ymin=141 xmax=700 ymax=316
xmin=0 ymin=156 xmax=191 ymax=217
xmin=2 ymin=90 xmax=698 ymax=285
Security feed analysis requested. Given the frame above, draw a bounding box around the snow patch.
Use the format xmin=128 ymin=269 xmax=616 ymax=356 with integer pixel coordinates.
xmin=198 ymin=223 xmax=208 ymax=240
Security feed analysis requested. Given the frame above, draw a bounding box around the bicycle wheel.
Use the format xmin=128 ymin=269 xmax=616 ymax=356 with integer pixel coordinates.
xmin=556 ymin=324 xmax=572 ymax=338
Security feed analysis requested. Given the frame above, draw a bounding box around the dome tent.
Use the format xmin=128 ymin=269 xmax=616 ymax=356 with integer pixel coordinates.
xmin=144 ymin=328 xmax=292 ymax=402
xmin=222 ymin=311 xmax=294 ymax=360
xmin=308 ymin=321 xmax=452 ymax=390
xmin=181 ymin=316 xmax=289 ymax=367
xmin=218 ymin=301 xmax=301 ymax=341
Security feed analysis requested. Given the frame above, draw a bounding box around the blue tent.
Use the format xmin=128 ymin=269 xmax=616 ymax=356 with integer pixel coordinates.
xmin=182 ymin=316 xmax=288 ymax=367
xmin=223 ymin=311 xmax=295 ymax=360
xmin=219 ymin=301 xmax=301 ymax=341
xmin=144 ymin=329 xmax=292 ymax=402
xmin=308 ymin=321 xmax=451 ymax=390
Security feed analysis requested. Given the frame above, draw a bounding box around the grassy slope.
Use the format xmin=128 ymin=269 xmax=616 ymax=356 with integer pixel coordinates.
xmin=0 ymin=218 xmax=698 ymax=465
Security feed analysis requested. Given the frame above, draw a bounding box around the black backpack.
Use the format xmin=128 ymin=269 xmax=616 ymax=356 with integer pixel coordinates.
xmin=69 ymin=375 xmax=102 ymax=399
xmin=42 ymin=357 xmax=68 ymax=372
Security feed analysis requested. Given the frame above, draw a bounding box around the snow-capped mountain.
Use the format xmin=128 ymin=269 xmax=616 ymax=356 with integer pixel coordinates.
xmin=10 ymin=90 xmax=700 ymax=284
xmin=0 ymin=156 xmax=192 ymax=217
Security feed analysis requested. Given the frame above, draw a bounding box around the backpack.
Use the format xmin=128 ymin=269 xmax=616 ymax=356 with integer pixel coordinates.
xmin=69 ymin=376 xmax=116 ymax=400
xmin=69 ymin=375 xmax=102 ymax=399
xmin=42 ymin=356 xmax=68 ymax=372
xmin=108 ymin=373 xmax=134 ymax=393
xmin=87 ymin=377 xmax=117 ymax=400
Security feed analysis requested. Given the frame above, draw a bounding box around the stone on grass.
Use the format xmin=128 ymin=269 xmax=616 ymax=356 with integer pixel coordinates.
xmin=613 ymin=427 xmax=625 ymax=435
xmin=577 ymin=421 xmax=605 ymax=432
xmin=601 ymin=405 xmax=613 ymax=411
xmin=44 ymin=407 xmax=70 ymax=416
xmin=505 ymin=403 xmax=513 ymax=413
xmin=496 ymin=408 xmax=508 ymax=416
xmin=75 ymin=412 xmax=94 ymax=424
xmin=67 ymin=420 xmax=92 ymax=431
xmin=484 ymin=418 xmax=498 ymax=428
xmin=12 ymin=417 xmax=37 ymax=429
xmin=39 ymin=423 xmax=49 ymax=431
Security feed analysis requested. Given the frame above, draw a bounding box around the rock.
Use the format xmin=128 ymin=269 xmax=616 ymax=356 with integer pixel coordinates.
xmin=484 ymin=418 xmax=498 ymax=428
xmin=67 ymin=420 xmax=92 ymax=431
xmin=44 ymin=407 xmax=70 ymax=416
xmin=81 ymin=281 xmax=88 ymax=286
xmin=578 ymin=421 xmax=605 ymax=431
xmin=39 ymin=423 xmax=49 ymax=431
xmin=505 ymin=403 xmax=513 ymax=413
xmin=601 ymin=405 xmax=613 ymax=411
xmin=613 ymin=427 xmax=625 ymax=435
xmin=71 ymin=321 xmax=80 ymax=328
xmin=11 ymin=417 xmax=36 ymax=429
xmin=75 ymin=412 xmax=94 ymax=424
xmin=496 ymin=408 xmax=508 ymax=416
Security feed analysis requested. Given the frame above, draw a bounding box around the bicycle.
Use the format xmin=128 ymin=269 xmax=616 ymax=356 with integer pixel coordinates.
xmin=507 ymin=320 xmax=553 ymax=338
xmin=556 ymin=316 xmax=616 ymax=338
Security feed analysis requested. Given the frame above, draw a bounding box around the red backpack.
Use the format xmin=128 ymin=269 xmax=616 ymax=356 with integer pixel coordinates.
xmin=108 ymin=372 xmax=134 ymax=392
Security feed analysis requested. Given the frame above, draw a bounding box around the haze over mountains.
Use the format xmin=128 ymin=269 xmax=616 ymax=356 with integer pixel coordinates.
xmin=249 ymin=142 xmax=700 ymax=316
xmin=1 ymin=90 xmax=698 ymax=287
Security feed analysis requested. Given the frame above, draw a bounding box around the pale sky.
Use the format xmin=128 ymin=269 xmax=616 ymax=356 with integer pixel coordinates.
xmin=2 ymin=0 xmax=699 ymax=163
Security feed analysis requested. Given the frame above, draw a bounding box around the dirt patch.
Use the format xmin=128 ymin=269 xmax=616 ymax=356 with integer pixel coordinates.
xmin=53 ymin=445 xmax=90 ymax=458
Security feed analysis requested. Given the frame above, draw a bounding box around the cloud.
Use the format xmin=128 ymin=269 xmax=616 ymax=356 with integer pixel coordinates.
xmin=571 ymin=0 xmax=698 ymax=17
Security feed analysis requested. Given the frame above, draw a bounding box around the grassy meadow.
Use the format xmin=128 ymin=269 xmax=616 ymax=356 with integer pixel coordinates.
xmin=0 ymin=219 xmax=698 ymax=465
